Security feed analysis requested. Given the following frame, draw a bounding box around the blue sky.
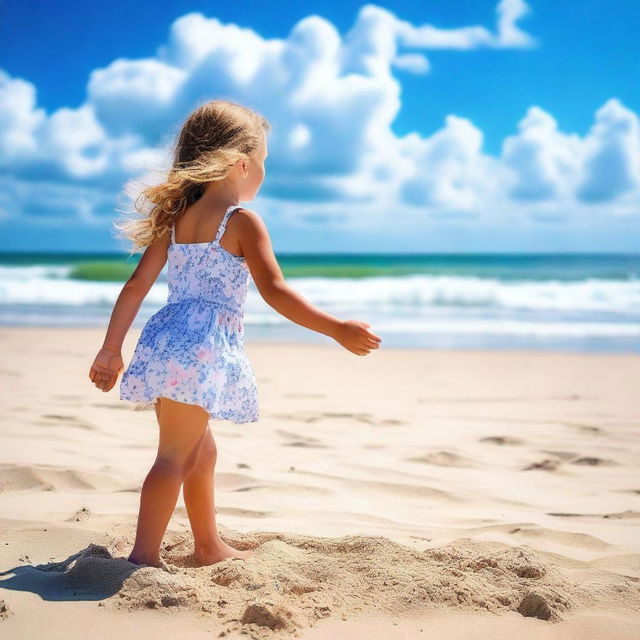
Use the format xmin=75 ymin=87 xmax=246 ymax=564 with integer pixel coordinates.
xmin=1 ymin=0 xmax=639 ymax=253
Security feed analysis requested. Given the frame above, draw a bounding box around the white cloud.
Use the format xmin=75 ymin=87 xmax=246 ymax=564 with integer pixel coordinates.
xmin=395 ymin=0 xmax=537 ymax=51
xmin=0 ymin=71 xmax=46 ymax=161
xmin=502 ymin=106 xmax=583 ymax=202
xmin=392 ymin=53 xmax=430 ymax=74
xmin=398 ymin=115 xmax=503 ymax=213
xmin=88 ymin=58 xmax=186 ymax=141
xmin=0 ymin=1 xmax=638 ymax=241
xmin=577 ymin=99 xmax=640 ymax=203
xmin=41 ymin=104 xmax=110 ymax=178
xmin=499 ymin=100 xmax=640 ymax=216
xmin=496 ymin=0 xmax=538 ymax=48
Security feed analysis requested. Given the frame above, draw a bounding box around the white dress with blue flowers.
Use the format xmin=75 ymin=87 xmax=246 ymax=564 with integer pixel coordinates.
xmin=119 ymin=204 xmax=259 ymax=423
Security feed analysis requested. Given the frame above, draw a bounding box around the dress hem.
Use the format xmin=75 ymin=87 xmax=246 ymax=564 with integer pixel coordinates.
xmin=120 ymin=393 xmax=259 ymax=424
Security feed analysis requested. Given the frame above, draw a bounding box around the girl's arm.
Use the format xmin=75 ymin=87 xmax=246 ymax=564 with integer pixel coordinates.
xmin=88 ymin=232 xmax=171 ymax=392
xmin=237 ymin=208 xmax=382 ymax=356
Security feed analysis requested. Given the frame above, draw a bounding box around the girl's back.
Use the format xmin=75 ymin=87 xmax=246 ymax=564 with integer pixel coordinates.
xmin=167 ymin=204 xmax=250 ymax=309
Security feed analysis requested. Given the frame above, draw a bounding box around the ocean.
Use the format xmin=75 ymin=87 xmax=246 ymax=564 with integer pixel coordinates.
xmin=0 ymin=252 xmax=639 ymax=352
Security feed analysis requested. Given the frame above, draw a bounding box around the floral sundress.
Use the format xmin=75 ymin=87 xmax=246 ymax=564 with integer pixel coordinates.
xmin=119 ymin=204 xmax=259 ymax=423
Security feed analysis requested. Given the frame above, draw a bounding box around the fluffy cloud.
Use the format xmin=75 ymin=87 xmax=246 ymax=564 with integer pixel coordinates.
xmin=500 ymin=99 xmax=640 ymax=216
xmin=88 ymin=59 xmax=186 ymax=142
xmin=502 ymin=106 xmax=583 ymax=202
xmin=0 ymin=1 xmax=638 ymax=238
xmin=577 ymin=99 xmax=640 ymax=203
xmin=0 ymin=72 xmax=46 ymax=162
xmin=400 ymin=116 xmax=492 ymax=211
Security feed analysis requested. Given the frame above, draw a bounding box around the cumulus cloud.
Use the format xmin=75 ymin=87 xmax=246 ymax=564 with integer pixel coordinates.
xmin=0 ymin=71 xmax=46 ymax=162
xmin=500 ymin=99 xmax=640 ymax=214
xmin=88 ymin=59 xmax=186 ymax=141
xmin=400 ymin=116 xmax=491 ymax=211
xmin=576 ymin=99 xmax=640 ymax=203
xmin=502 ymin=106 xmax=583 ymax=202
xmin=0 ymin=0 xmax=638 ymax=241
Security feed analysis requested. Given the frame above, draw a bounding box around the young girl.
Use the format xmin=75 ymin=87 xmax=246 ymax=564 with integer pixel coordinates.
xmin=88 ymin=99 xmax=382 ymax=568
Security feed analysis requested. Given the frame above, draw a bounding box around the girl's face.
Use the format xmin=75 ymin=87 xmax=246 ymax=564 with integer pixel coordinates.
xmin=240 ymin=132 xmax=267 ymax=201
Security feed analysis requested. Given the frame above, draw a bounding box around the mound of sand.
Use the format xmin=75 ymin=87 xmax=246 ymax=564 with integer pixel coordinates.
xmin=18 ymin=528 xmax=637 ymax=639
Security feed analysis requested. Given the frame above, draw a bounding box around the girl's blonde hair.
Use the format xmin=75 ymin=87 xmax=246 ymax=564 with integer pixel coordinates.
xmin=114 ymin=99 xmax=270 ymax=254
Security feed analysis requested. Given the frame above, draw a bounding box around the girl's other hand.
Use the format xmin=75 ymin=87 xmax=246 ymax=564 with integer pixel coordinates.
xmin=333 ymin=320 xmax=382 ymax=356
xmin=89 ymin=346 xmax=124 ymax=392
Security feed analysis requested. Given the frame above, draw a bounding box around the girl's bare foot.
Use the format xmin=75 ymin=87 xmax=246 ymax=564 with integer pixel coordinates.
xmin=127 ymin=553 xmax=162 ymax=568
xmin=194 ymin=539 xmax=255 ymax=566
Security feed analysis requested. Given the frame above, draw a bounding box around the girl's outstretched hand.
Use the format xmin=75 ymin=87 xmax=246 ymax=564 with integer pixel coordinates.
xmin=333 ymin=320 xmax=382 ymax=355
xmin=88 ymin=346 xmax=124 ymax=392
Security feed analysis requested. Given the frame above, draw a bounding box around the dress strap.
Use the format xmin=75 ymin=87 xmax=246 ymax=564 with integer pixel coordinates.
xmin=170 ymin=223 xmax=175 ymax=244
xmin=214 ymin=204 xmax=240 ymax=244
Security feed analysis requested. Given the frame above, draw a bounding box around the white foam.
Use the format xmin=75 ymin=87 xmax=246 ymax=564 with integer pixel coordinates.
xmin=0 ymin=266 xmax=168 ymax=306
xmin=1 ymin=267 xmax=639 ymax=341
xmin=284 ymin=274 xmax=640 ymax=314
xmin=1 ymin=270 xmax=639 ymax=313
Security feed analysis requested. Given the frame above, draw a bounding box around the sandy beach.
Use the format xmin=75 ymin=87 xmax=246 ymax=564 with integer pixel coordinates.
xmin=0 ymin=326 xmax=639 ymax=638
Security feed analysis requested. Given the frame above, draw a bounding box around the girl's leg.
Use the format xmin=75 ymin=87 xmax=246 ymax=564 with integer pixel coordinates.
xmin=127 ymin=396 xmax=209 ymax=567
xmin=182 ymin=426 xmax=253 ymax=565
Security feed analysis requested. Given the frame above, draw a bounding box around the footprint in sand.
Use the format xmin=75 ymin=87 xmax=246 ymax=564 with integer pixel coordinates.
xmin=567 ymin=423 xmax=604 ymax=435
xmin=480 ymin=436 xmax=524 ymax=446
xmin=603 ymin=510 xmax=640 ymax=519
xmin=538 ymin=452 xmax=617 ymax=467
xmin=522 ymin=459 xmax=560 ymax=471
xmin=407 ymin=451 xmax=476 ymax=468
xmin=571 ymin=456 xmax=617 ymax=466
xmin=551 ymin=510 xmax=640 ymax=519
xmin=540 ymin=450 xmax=578 ymax=460
xmin=38 ymin=415 xmax=97 ymax=430
xmin=274 ymin=411 xmax=404 ymax=426
xmin=284 ymin=441 xmax=330 ymax=449
xmin=0 ymin=599 xmax=13 ymax=621
xmin=275 ymin=429 xmax=329 ymax=449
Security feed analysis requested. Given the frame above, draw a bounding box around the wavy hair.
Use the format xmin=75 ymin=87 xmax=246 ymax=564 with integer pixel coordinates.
xmin=113 ymin=99 xmax=270 ymax=254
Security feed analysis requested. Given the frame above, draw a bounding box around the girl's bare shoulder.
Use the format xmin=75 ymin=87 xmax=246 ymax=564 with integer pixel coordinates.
xmin=235 ymin=206 xmax=263 ymax=220
xmin=234 ymin=207 xmax=269 ymax=235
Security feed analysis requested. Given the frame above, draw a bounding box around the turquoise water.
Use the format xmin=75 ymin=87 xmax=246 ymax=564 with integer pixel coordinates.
xmin=1 ymin=252 xmax=639 ymax=352
xmin=1 ymin=251 xmax=638 ymax=281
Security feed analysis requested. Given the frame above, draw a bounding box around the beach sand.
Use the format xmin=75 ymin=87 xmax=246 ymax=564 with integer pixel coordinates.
xmin=0 ymin=327 xmax=639 ymax=638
